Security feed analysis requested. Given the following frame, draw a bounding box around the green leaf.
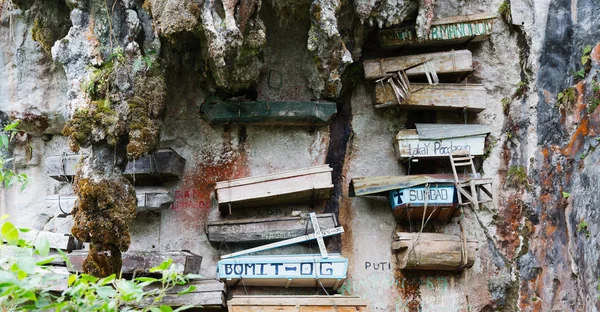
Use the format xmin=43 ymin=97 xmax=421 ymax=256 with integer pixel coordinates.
xmin=160 ymin=305 xmax=173 ymax=312
xmin=35 ymin=256 xmax=57 ymax=266
xmin=68 ymin=274 xmax=77 ymax=286
xmin=55 ymin=248 xmax=72 ymax=267
xmin=562 ymin=192 xmax=571 ymax=198
xmin=80 ymin=274 xmax=99 ymax=284
xmin=96 ymin=285 xmax=117 ymax=298
xmin=34 ymin=237 xmax=50 ymax=257
xmin=177 ymin=285 xmax=196 ymax=295
xmin=0 ymin=214 xmax=9 ymax=221
xmin=1 ymin=134 xmax=8 ymax=149
xmin=2 ymin=221 xmax=19 ymax=245
xmin=4 ymin=121 xmax=19 ymax=131
xmin=150 ymin=258 xmax=172 ymax=272
xmin=98 ymin=274 xmax=116 ymax=286
xmin=150 ymin=308 xmax=162 ymax=312
xmin=173 ymin=306 xmax=194 ymax=312
xmin=134 ymin=277 xmax=158 ymax=283
xmin=16 ymin=256 xmax=36 ymax=274
xmin=18 ymin=228 xmax=30 ymax=232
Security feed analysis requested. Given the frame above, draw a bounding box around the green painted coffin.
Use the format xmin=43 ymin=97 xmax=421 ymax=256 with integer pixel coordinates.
xmin=200 ymin=98 xmax=337 ymax=126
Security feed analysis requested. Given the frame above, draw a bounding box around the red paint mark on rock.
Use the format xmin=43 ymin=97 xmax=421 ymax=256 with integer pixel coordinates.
xmin=590 ymin=42 xmax=600 ymax=65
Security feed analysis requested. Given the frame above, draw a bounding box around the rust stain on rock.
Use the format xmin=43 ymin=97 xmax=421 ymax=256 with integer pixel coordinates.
xmin=591 ymin=42 xmax=600 ymax=65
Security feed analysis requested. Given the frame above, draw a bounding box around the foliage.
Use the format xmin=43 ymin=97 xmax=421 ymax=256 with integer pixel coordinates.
xmin=514 ymin=81 xmax=528 ymax=98
xmin=0 ymin=216 xmax=200 ymax=311
xmin=557 ymin=87 xmax=576 ymax=108
xmin=562 ymin=192 xmax=571 ymax=199
xmin=581 ymin=45 xmax=593 ymax=66
xmin=501 ymin=97 xmax=511 ymax=115
xmin=498 ymin=0 xmax=511 ymax=24
xmin=0 ymin=121 xmax=28 ymax=191
xmin=589 ymin=79 xmax=600 ymax=114
xmin=577 ymin=220 xmax=590 ymax=239
xmin=573 ymin=69 xmax=586 ymax=79
xmin=506 ymin=165 xmax=529 ymax=189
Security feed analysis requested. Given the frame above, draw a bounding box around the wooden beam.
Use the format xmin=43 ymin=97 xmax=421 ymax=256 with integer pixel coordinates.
xmin=363 ymin=50 xmax=473 ymax=80
xmin=45 ymin=149 xmax=185 ymax=183
xmin=374 ymin=82 xmax=487 ymax=111
xmin=68 ymin=251 xmax=202 ymax=274
xmin=228 ymin=295 xmax=368 ymax=310
xmin=349 ymin=175 xmax=458 ymax=197
xmin=200 ymin=99 xmax=337 ymax=126
xmin=378 ymin=13 xmax=495 ymax=48
xmin=215 ymin=165 xmax=333 ymax=214
xmin=2 ymin=229 xmax=83 ymax=252
xmin=392 ymin=232 xmax=477 ymax=271
xmin=206 ymin=213 xmax=338 ymax=243
xmin=46 ymin=187 xmax=173 ymax=216
xmin=142 ymin=279 xmax=226 ymax=307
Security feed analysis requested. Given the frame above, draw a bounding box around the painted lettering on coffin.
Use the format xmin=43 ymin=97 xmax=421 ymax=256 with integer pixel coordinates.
xmin=389 ymin=186 xmax=455 ymax=207
xmin=221 ymin=261 xmax=341 ymax=277
xmin=404 ymin=140 xmax=472 ymax=156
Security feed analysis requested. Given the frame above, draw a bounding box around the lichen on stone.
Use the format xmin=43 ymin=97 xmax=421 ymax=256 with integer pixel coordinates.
xmin=26 ymin=0 xmax=71 ymax=54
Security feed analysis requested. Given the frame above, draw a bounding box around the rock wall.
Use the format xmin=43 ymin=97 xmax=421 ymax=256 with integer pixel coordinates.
xmin=2 ymin=0 xmax=600 ymax=310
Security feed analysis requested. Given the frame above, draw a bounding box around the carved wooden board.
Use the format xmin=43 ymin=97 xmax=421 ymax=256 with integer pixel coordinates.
xmin=206 ymin=213 xmax=338 ymax=243
xmin=378 ymin=13 xmax=495 ymax=48
xmin=374 ymin=83 xmax=487 ymax=111
xmin=215 ymin=165 xmax=333 ymax=214
xmin=68 ymin=251 xmax=202 ymax=274
xmin=46 ymin=187 xmax=173 ymax=216
xmin=363 ymin=50 xmax=473 ymax=80
xmin=218 ymin=254 xmax=347 ymax=289
xmin=228 ymin=295 xmax=368 ymax=312
xmin=45 ymin=149 xmax=185 ymax=183
xmin=392 ymin=232 xmax=477 ymax=271
xmin=389 ymin=184 xmax=458 ymax=222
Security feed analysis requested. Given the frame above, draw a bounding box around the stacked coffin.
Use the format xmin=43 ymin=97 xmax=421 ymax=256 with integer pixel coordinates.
xmin=209 ymin=165 xmax=352 ymax=293
xmin=350 ymin=13 xmax=499 ymax=272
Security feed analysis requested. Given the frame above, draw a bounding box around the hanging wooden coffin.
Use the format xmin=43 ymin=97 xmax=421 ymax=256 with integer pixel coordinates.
xmin=374 ymin=82 xmax=487 ymax=111
xmin=378 ymin=13 xmax=495 ymax=49
xmin=363 ymin=50 xmax=473 ymax=80
xmin=389 ymin=183 xmax=458 ymax=222
xmin=394 ymin=123 xmax=489 ymax=160
xmin=68 ymin=251 xmax=202 ymax=274
xmin=392 ymin=232 xmax=477 ymax=271
xmin=45 ymin=187 xmax=173 ymax=217
xmin=201 ymin=98 xmax=337 ymax=126
xmin=143 ymin=279 xmax=226 ymax=308
xmin=215 ymin=165 xmax=333 ymax=214
xmin=217 ymin=254 xmax=347 ymax=289
xmin=45 ymin=149 xmax=185 ymax=183
xmin=206 ymin=213 xmax=338 ymax=244
xmin=227 ymin=295 xmax=368 ymax=312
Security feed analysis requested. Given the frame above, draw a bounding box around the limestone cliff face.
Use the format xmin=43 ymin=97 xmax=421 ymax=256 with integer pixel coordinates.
xmin=2 ymin=0 xmax=600 ymax=310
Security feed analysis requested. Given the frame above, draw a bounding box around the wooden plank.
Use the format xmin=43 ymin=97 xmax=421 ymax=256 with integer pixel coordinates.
xmin=392 ymin=232 xmax=477 ymax=271
xmin=215 ymin=166 xmax=333 ymax=214
xmin=200 ymin=99 xmax=337 ymax=126
xmin=143 ymin=279 xmax=226 ymax=307
xmin=45 ymin=149 xmax=185 ymax=183
xmin=206 ymin=213 xmax=338 ymax=243
xmin=218 ymin=254 xmax=347 ymax=289
xmin=349 ymin=175 xmax=459 ymax=197
xmin=46 ymin=187 xmax=173 ymax=216
xmin=374 ymin=83 xmax=487 ymax=111
xmin=363 ymin=50 xmax=473 ymax=80
xmin=68 ymin=251 xmax=202 ymax=274
xmin=228 ymin=295 xmax=367 ymax=311
xmin=378 ymin=13 xmax=495 ymax=48
xmin=2 ymin=229 xmax=83 ymax=252
xmin=394 ymin=127 xmax=488 ymax=160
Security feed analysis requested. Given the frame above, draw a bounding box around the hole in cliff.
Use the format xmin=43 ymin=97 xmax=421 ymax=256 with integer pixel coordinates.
xmin=405 ymin=111 xmax=436 ymax=129
xmin=230 ymin=88 xmax=258 ymax=101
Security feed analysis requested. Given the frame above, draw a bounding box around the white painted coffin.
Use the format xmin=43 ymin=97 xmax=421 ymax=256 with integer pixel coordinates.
xmin=363 ymin=50 xmax=473 ymax=80
xmin=217 ymin=254 xmax=347 ymax=289
xmin=394 ymin=124 xmax=489 ymax=160
xmin=215 ymin=165 xmax=333 ymax=214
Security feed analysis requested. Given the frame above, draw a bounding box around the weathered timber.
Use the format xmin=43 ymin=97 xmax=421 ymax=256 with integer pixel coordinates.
xmin=374 ymin=83 xmax=487 ymax=111
xmin=350 ymin=174 xmax=459 ymax=197
xmin=218 ymin=254 xmax=347 ymax=289
xmin=206 ymin=213 xmax=338 ymax=243
xmin=394 ymin=123 xmax=489 ymax=160
xmin=68 ymin=251 xmax=202 ymax=274
xmin=363 ymin=50 xmax=473 ymax=80
xmin=46 ymin=187 xmax=173 ymax=216
xmin=378 ymin=13 xmax=495 ymax=48
xmin=1 ymin=246 xmax=68 ymax=266
xmin=46 ymin=149 xmax=185 ymax=183
xmin=228 ymin=295 xmax=368 ymax=311
xmin=201 ymin=98 xmax=337 ymax=126
xmin=215 ymin=165 xmax=333 ymax=214
xmin=389 ymin=184 xmax=458 ymax=222
xmin=2 ymin=229 xmax=83 ymax=252
xmin=392 ymin=232 xmax=477 ymax=271
xmin=143 ymin=279 xmax=226 ymax=308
